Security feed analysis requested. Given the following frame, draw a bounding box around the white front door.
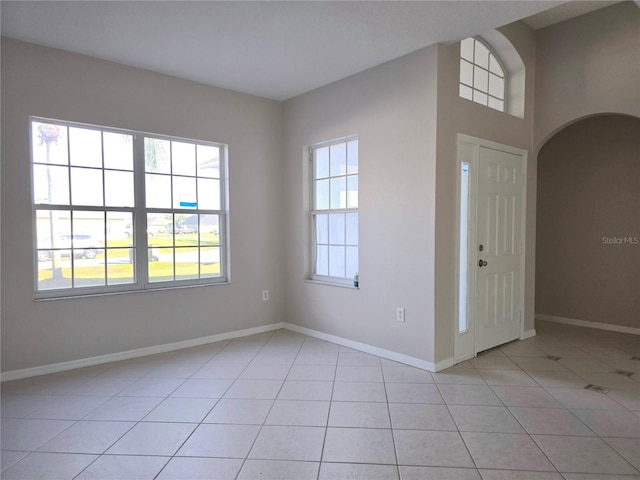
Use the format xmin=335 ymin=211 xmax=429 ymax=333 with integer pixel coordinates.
xmin=475 ymin=146 xmax=523 ymax=352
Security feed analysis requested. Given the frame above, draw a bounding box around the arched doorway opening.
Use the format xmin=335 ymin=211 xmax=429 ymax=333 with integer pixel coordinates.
xmin=535 ymin=114 xmax=640 ymax=332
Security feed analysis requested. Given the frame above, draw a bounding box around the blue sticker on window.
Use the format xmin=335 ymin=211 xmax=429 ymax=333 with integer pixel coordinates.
xmin=179 ymin=201 xmax=197 ymax=207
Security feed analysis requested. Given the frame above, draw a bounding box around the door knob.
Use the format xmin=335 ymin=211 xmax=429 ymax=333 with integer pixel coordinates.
xmin=478 ymin=260 xmax=488 ymax=267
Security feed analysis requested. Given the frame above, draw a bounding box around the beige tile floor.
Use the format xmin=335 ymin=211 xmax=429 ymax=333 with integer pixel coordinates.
xmin=1 ymin=320 xmax=639 ymax=479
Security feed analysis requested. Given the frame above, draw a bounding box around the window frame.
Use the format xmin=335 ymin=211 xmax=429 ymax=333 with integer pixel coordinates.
xmin=30 ymin=116 xmax=229 ymax=299
xmin=308 ymin=135 xmax=359 ymax=287
xmin=459 ymin=37 xmax=508 ymax=113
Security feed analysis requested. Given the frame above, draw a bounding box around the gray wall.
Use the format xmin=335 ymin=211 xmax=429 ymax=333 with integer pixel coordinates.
xmin=536 ymin=115 xmax=640 ymax=328
xmin=1 ymin=38 xmax=285 ymax=372
xmin=532 ymin=2 xmax=640 ymax=331
xmin=534 ymin=2 xmax=640 ymax=150
xmin=283 ymin=46 xmax=439 ymax=365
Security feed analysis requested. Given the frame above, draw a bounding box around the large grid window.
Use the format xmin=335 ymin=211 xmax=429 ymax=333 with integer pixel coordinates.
xmin=459 ymin=37 xmax=506 ymax=112
xmin=31 ymin=117 xmax=227 ymax=297
xmin=310 ymin=137 xmax=358 ymax=284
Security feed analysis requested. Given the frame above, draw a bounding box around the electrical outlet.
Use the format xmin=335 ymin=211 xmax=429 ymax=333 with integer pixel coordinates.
xmin=262 ymin=290 xmax=269 ymax=301
xmin=396 ymin=307 xmax=405 ymax=322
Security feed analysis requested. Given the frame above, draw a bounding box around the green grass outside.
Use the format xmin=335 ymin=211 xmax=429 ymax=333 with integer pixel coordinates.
xmin=38 ymin=233 xmax=221 ymax=285
xmin=38 ymin=262 xmax=220 ymax=283
xmin=104 ymin=233 xmax=220 ymax=258
xmin=38 ymin=261 xmax=220 ymax=282
xmin=45 ymin=233 xmax=221 ymax=260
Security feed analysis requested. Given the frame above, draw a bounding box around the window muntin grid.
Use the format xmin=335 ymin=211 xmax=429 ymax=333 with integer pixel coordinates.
xmin=31 ymin=117 xmax=227 ymax=297
xmin=310 ymin=137 xmax=358 ymax=284
xmin=459 ymin=37 xmax=506 ymax=112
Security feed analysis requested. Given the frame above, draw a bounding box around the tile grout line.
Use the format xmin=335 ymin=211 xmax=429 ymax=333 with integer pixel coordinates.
xmin=314 ymin=343 xmax=339 ymax=480
xmin=431 ymin=374 xmax=481 ymax=474
xmin=81 ymin=332 xmax=271 ymax=480
xmin=380 ymin=356 xmax=401 ymax=480
xmin=70 ymin=339 xmax=236 ymax=479
xmin=228 ymin=330 xmax=306 ymax=480
xmin=3 ymin=325 xmax=640 ymax=478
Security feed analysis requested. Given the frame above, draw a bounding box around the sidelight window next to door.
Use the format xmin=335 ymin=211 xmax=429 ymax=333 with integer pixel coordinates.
xmin=458 ymin=161 xmax=470 ymax=334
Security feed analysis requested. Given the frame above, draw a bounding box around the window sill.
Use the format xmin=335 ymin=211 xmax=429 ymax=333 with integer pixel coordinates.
xmin=34 ymin=280 xmax=231 ymax=302
xmin=305 ymin=279 xmax=359 ymax=290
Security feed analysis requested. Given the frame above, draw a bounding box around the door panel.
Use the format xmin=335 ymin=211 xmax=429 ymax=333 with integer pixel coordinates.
xmin=486 ymin=194 xmax=499 ymax=256
xmin=476 ymin=147 xmax=523 ymax=352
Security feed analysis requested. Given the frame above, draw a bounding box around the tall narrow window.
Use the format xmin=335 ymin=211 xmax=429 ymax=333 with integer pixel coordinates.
xmin=310 ymin=137 xmax=358 ymax=285
xmin=459 ymin=37 xmax=506 ymax=112
xmin=31 ymin=117 xmax=228 ymax=297
xmin=458 ymin=161 xmax=470 ymax=333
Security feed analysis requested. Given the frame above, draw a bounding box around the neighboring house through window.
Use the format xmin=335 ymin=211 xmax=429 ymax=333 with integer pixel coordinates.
xmin=31 ymin=117 xmax=228 ymax=297
xmin=310 ymin=137 xmax=358 ymax=285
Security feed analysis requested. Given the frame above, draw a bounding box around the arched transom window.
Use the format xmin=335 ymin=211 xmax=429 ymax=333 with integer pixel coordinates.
xmin=459 ymin=37 xmax=505 ymax=112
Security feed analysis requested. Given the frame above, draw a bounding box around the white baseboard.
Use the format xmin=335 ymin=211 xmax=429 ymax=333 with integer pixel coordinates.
xmin=1 ymin=322 xmax=285 ymax=382
xmin=3 ymin=320 xmax=462 ymax=381
xmin=520 ymin=328 xmax=536 ymax=340
xmin=434 ymin=357 xmax=455 ymax=371
xmin=284 ymin=323 xmax=441 ymax=372
xmin=536 ymin=314 xmax=640 ymax=336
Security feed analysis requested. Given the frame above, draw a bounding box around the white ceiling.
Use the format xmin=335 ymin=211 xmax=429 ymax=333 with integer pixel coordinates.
xmin=522 ymin=0 xmax=623 ymax=29
xmin=0 ymin=1 xmax=622 ymax=101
